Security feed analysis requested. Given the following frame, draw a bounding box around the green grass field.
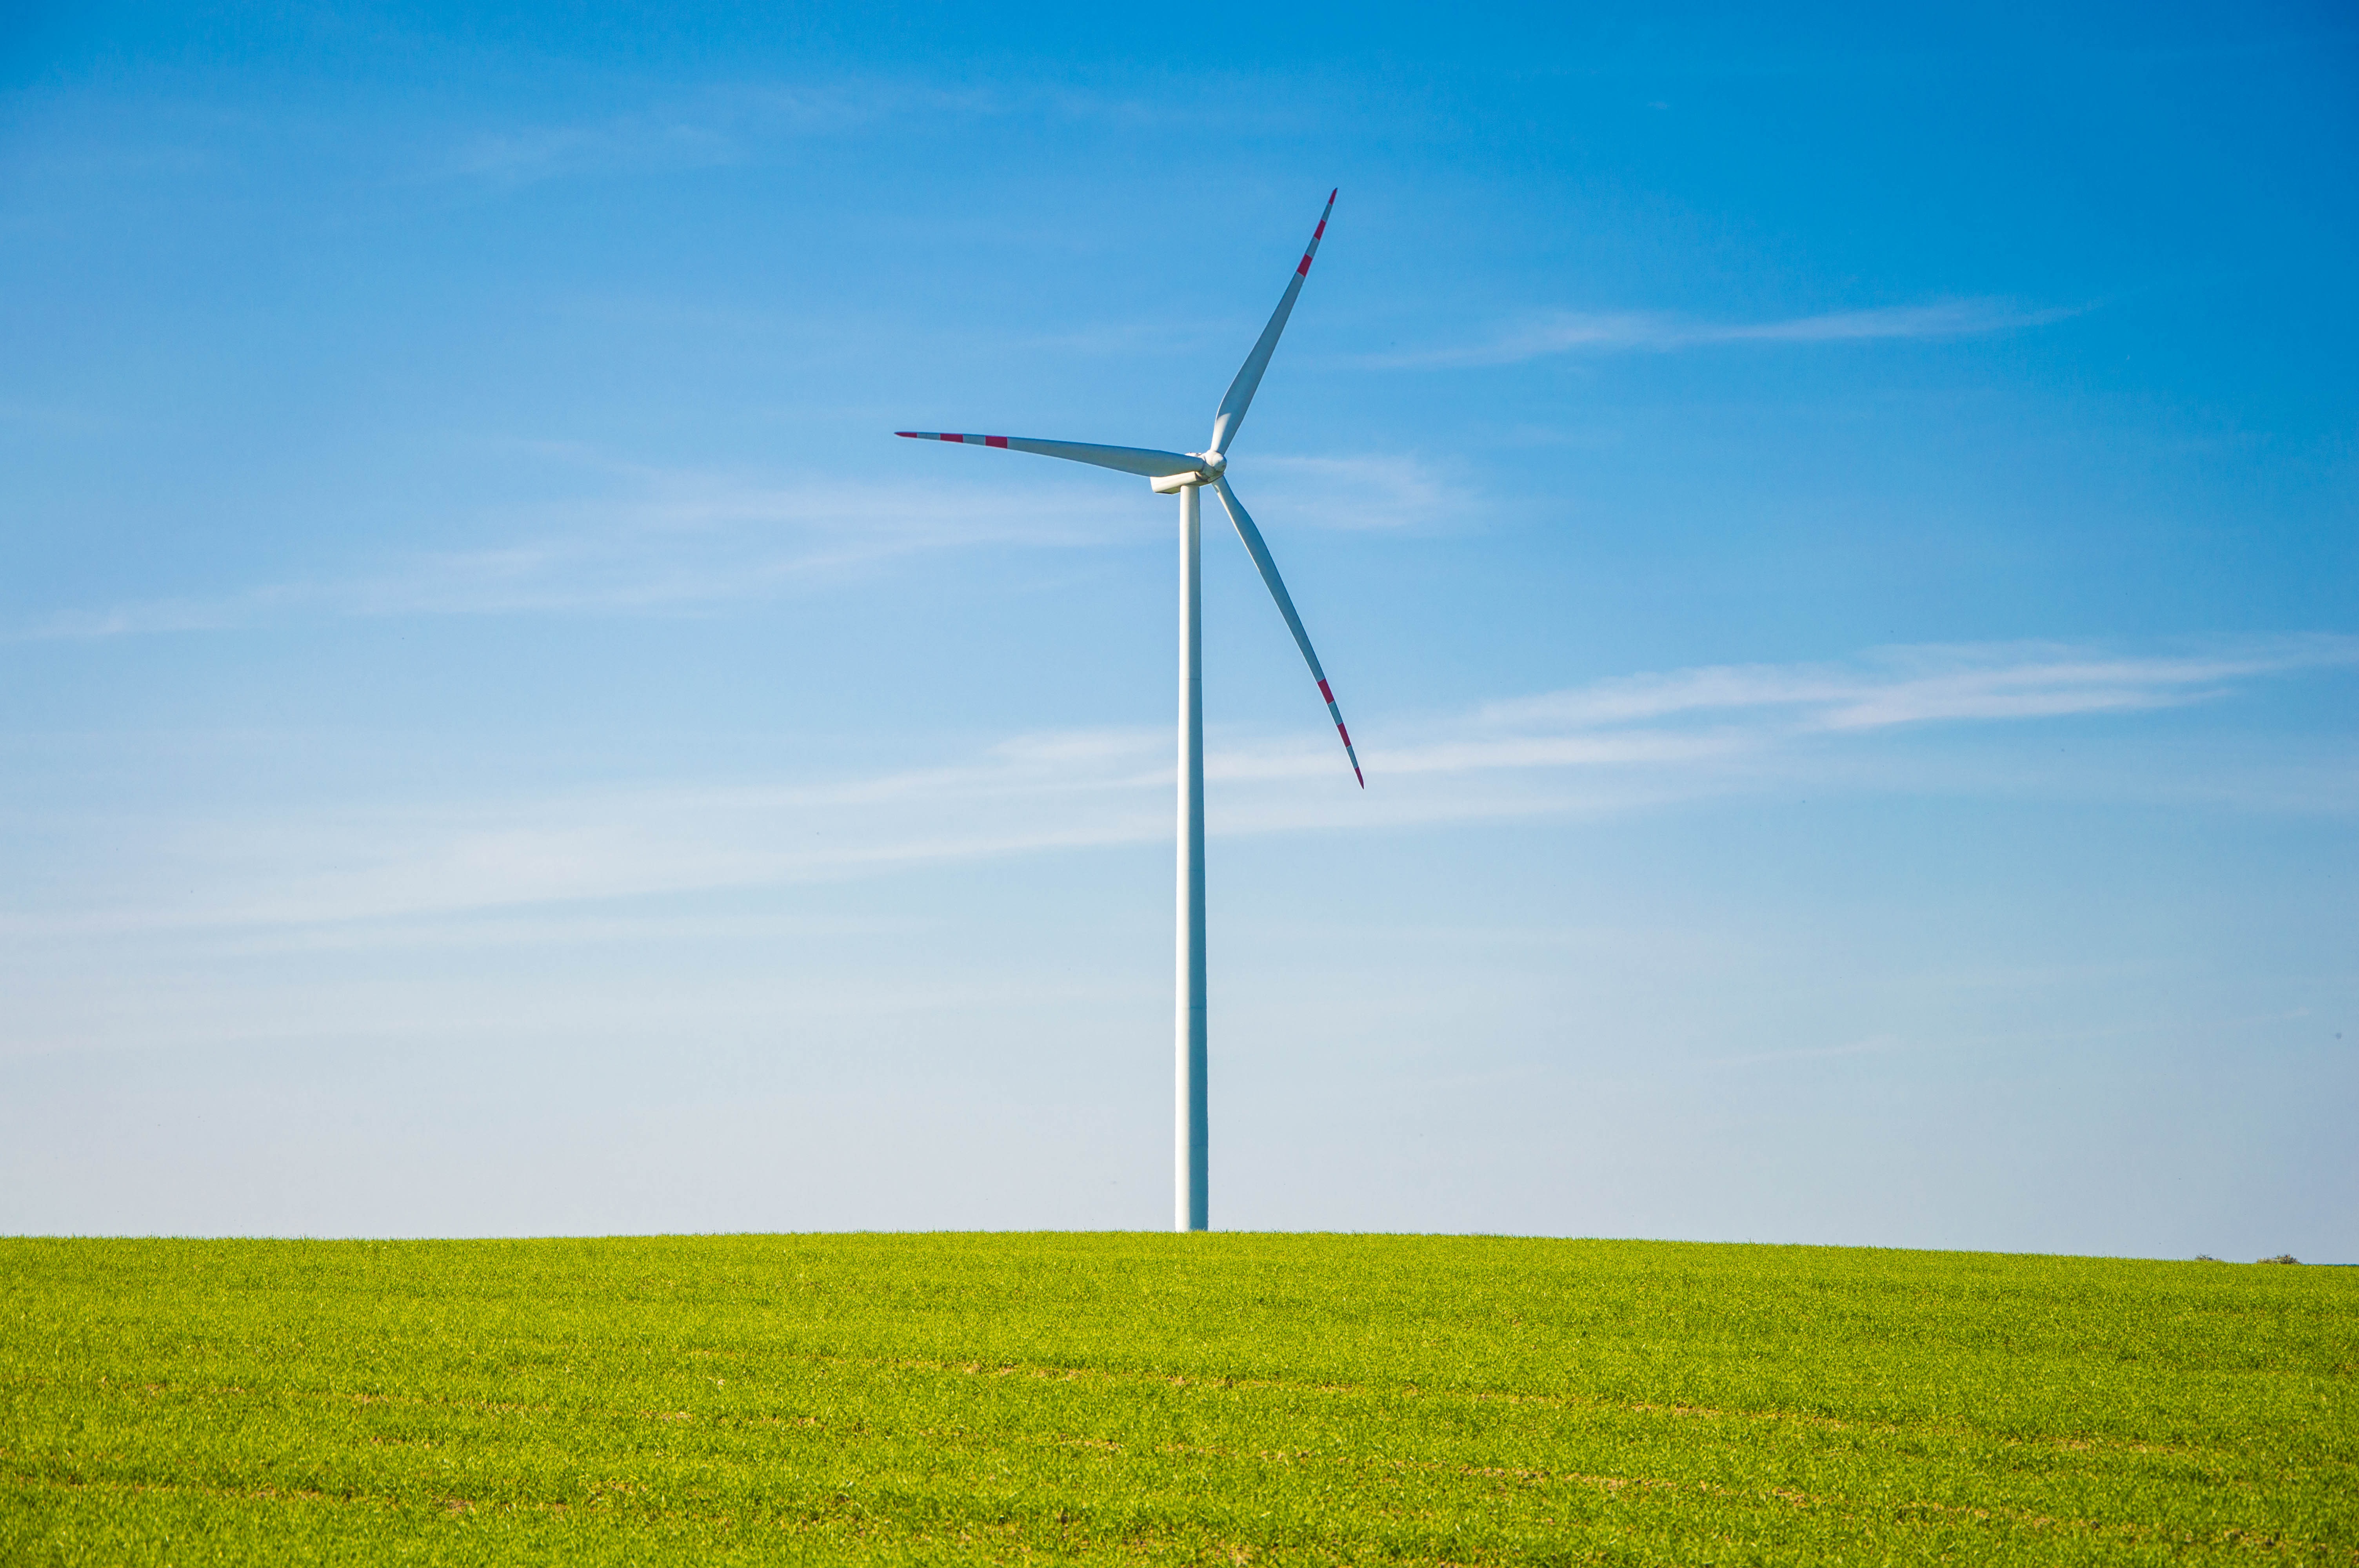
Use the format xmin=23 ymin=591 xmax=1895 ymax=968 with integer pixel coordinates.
xmin=2 ymin=1234 xmax=2352 ymax=1564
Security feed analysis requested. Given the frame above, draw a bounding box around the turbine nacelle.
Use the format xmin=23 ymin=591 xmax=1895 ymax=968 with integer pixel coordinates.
xmin=1147 ymin=453 xmax=1226 ymax=494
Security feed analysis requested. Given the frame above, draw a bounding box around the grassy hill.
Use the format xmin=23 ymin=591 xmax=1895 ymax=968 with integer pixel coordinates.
xmin=3 ymin=1234 xmax=2351 ymax=1563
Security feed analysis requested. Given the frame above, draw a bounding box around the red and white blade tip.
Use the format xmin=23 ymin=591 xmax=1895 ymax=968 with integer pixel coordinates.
xmin=1298 ymin=191 xmax=1337 ymax=276
xmin=896 ymin=431 xmax=1009 ymax=448
xmin=1314 ymin=677 xmax=1364 ymax=788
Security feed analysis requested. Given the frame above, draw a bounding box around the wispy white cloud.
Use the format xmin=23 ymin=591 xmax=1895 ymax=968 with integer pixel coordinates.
xmin=348 ymin=471 xmax=1126 ymax=615
xmin=450 ymin=116 xmax=742 ymax=184
xmin=440 ymin=79 xmax=1286 ymax=188
xmin=5 ymin=461 xmax=1153 ymax=641
xmin=442 ymin=82 xmax=996 ymax=185
xmin=9 ymin=445 xmax=1458 ymax=639
xmin=1232 ymin=453 xmax=1463 ymax=533
xmin=4 ymin=637 xmax=2348 ymax=942
xmin=1379 ymin=299 xmax=2082 ymax=368
xmin=1476 ymin=640 xmax=2358 ymax=734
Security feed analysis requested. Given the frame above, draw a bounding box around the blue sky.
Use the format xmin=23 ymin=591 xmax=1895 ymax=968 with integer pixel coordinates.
xmin=3 ymin=2 xmax=2353 ymax=1256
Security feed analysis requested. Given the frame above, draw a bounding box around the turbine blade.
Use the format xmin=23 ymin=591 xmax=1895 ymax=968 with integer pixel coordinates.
xmin=1207 ymin=189 xmax=1336 ymax=459
xmin=895 ymin=431 xmax=1199 ymax=479
xmin=1211 ymin=476 xmax=1363 ymax=788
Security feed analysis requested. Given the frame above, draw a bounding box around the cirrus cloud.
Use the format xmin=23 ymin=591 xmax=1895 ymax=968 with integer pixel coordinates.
xmin=1376 ymin=298 xmax=2084 ymax=368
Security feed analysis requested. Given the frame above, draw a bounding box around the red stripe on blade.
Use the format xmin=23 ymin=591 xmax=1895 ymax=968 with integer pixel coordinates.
xmin=1296 ymin=255 xmax=1312 ymax=276
xmin=985 ymin=435 xmax=1007 ymax=448
xmin=1317 ymin=679 xmax=1334 ymax=703
xmin=1336 ymin=724 xmax=1352 ymax=746
xmin=1313 ymin=220 xmax=1326 ymax=239
xmin=940 ymin=433 xmax=963 ymax=442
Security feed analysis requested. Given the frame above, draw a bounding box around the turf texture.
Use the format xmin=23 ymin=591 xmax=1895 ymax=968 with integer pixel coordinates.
xmin=2 ymin=1234 xmax=2352 ymax=1563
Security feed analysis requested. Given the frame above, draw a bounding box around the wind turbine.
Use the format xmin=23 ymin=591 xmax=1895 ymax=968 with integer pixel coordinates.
xmin=897 ymin=189 xmax=1361 ymax=1234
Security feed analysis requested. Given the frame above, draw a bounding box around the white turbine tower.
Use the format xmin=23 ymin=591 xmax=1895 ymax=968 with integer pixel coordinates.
xmin=897 ymin=189 xmax=1361 ymax=1234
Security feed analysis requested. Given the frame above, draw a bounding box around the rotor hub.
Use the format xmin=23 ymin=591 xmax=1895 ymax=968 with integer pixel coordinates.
xmin=1149 ymin=452 xmax=1227 ymax=493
